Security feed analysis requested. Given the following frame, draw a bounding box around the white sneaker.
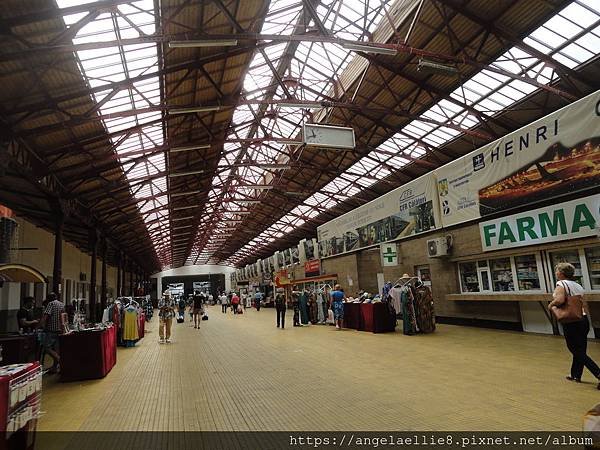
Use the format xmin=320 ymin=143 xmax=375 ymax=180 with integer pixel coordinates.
xmin=159 ymin=339 xmax=164 ymax=344
xmin=166 ymin=339 xmax=171 ymax=343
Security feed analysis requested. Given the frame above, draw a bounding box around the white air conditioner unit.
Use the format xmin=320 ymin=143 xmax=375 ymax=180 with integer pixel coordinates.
xmin=427 ymin=237 xmax=449 ymax=258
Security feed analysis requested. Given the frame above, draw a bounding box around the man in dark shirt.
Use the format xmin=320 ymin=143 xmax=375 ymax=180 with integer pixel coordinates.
xmin=275 ymin=291 xmax=286 ymax=329
xmin=17 ymin=296 xmax=38 ymax=333
xmin=192 ymin=291 xmax=204 ymax=329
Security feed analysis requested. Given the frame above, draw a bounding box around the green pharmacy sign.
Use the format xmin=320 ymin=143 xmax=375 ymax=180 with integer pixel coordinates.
xmin=480 ymin=195 xmax=600 ymax=251
xmin=380 ymin=243 xmax=398 ymax=266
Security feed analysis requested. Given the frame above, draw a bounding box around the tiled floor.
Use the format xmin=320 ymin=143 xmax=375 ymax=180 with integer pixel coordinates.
xmin=39 ymin=306 xmax=599 ymax=432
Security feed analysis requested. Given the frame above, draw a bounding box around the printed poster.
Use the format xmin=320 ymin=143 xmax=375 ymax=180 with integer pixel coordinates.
xmin=436 ymin=90 xmax=600 ymax=227
xmin=317 ymin=173 xmax=440 ymax=257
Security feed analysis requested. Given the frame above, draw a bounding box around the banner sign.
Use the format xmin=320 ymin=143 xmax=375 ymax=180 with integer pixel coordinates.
xmin=437 ymin=91 xmax=600 ymax=227
xmin=317 ymin=173 xmax=439 ymax=257
xmin=380 ymin=243 xmax=399 ymax=266
xmin=304 ymin=259 xmax=321 ymax=277
xmin=274 ymin=269 xmax=292 ymax=287
xmin=480 ymin=194 xmax=599 ymax=251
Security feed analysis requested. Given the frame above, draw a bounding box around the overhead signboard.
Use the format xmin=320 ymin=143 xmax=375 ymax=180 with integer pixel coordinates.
xmin=480 ymin=194 xmax=600 ymax=251
xmin=303 ymin=124 xmax=355 ymax=149
xmin=317 ymin=173 xmax=440 ymax=257
xmin=436 ymin=90 xmax=600 ymax=227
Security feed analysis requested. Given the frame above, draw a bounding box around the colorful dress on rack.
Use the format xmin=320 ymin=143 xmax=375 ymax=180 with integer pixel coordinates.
xmin=414 ymin=285 xmax=435 ymax=333
xmin=299 ymin=292 xmax=309 ymax=325
xmin=123 ymin=307 xmax=139 ymax=346
xmin=400 ymin=286 xmax=417 ymax=335
xmin=316 ymin=292 xmax=326 ymax=323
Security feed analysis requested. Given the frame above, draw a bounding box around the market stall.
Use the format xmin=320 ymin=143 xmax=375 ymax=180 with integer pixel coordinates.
xmin=59 ymin=325 xmax=116 ymax=382
xmin=360 ymin=303 xmax=396 ymax=333
xmin=0 ymin=362 xmax=42 ymax=450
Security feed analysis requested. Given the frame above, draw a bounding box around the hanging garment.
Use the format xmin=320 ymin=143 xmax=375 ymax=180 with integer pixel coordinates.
xmin=316 ymin=292 xmax=326 ymax=323
xmin=123 ymin=307 xmax=140 ymax=341
xmin=400 ymin=286 xmax=417 ymax=335
xmin=292 ymin=294 xmax=300 ymax=326
xmin=101 ymin=308 xmax=109 ymax=323
xmin=414 ymin=285 xmax=435 ymax=333
xmin=299 ymin=292 xmax=309 ymax=325
xmin=389 ymin=287 xmax=402 ymax=316
xmin=308 ymin=294 xmax=318 ymax=324
xmin=382 ymin=282 xmax=393 ymax=302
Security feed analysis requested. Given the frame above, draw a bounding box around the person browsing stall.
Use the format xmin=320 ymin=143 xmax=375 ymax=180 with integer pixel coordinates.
xmin=39 ymin=292 xmax=65 ymax=374
xmin=329 ymin=285 xmax=345 ymax=331
xmin=17 ymin=296 xmax=39 ymax=333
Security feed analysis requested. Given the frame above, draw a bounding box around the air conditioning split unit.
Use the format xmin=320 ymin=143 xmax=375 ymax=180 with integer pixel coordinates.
xmin=427 ymin=236 xmax=452 ymax=258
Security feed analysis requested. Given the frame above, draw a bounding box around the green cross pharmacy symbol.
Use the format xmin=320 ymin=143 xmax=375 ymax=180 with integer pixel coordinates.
xmin=382 ymin=247 xmax=397 ymax=263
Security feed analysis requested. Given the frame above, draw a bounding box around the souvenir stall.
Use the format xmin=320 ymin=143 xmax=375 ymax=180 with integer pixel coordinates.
xmin=0 ymin=362 xmax=42 ymax=450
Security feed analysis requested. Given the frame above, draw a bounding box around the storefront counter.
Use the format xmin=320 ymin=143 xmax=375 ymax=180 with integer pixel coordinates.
xmin=59 ymin=326 xmax=117 ymax=382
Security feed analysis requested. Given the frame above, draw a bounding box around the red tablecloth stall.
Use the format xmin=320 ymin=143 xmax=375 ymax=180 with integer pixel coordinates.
xmin=343 ymin=302 xmax=396 ymax=333
xmin=59 ymin=326 xmax=117 ymax=382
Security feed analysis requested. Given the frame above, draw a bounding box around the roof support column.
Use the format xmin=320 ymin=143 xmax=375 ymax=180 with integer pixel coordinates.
xmin=101 ymin=237 xmax=107 ymax=313
xmin=52 ymin=210 xmax=64 ymax=297
xmin=89 ymin=229 xmax=98 ymax=322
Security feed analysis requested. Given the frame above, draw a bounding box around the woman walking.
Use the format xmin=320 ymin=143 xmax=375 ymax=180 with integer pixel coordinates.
xmin=549 ymin=262 xmax=600 ymax=389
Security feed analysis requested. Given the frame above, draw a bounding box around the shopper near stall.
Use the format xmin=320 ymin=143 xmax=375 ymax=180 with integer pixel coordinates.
xmin=549 ymin=263 xmax=600 ymax=389
xmin=254 ymin=290 xmax=263 ymax=311
xmin=39 ymin=292 xmax=64 ymax=374
xmin=231 ymin=292 xmax=240 ymax=314
xmin=275 ymin=291 xmax=286 ymax=329
xmin=192 ymin=291 xmax=204 ymax=329
xmin=329 ymin=285 xmax=345 ymax=330
xmin=158 ymin=297 xmax=175 ymax=343
xmin=17 ymin=296 xmax=39 ymax=333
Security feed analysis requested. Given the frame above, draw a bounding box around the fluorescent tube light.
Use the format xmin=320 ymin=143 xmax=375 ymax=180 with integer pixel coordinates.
xmin=342 ymin=42 xmax=397 ymax=55
xmin=227 ymin=211 xmax=251 ymax=215
xmin=172 ymin=216 xmax=194 ymax=221
xmin=170 ymin=144 xmax=211 ymax=153
xmin=173 ymin=205 xmax=198 ymax=211
xmin=169 ymin=169 xmax=204 ymax=178
xmin=237 ymin=185 xmax=274 ymax=190
xmin=285 ymin=191 xmax=307 ymax=196
xmin=233 ymin=200 xmax=261 ymax=205
xmin=172 ymin=225 xmax=193 ymax=230
xmin=279 ymin=102 xmax=322 ymax=108
xmin=171 ymin=190 xmax=201 ymax=197
xmin=169 ymin=40 xmax=238 ymax=48
xmin=169 ymin=106 xmax=221 ymax=115
xmin=254 ymin=164 xmax=291 ymax=169
xmin=417 ymin=58 xmax=459 ymax=75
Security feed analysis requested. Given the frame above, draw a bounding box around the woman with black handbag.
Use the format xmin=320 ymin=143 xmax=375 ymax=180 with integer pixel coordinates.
xmin=548 ymin=262 xmax=600 ymax=390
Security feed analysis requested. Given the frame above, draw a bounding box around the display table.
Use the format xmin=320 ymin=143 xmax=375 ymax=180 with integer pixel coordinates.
xmin=0 ymin=362 xmax=41 ymax=450
xmin=343 ymin=303 xmax=361 ymax=330
xmin=59 ymin=326 xmax=116 ymax=382
xmin=0 ymin=335 xmax=36 ymax=365
xmin=360 ymin=303 xmax=396 ymax=333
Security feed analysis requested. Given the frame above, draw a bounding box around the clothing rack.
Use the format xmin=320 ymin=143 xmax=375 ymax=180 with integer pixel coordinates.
xmin=393 ymin=276 xmax=419 ymax=288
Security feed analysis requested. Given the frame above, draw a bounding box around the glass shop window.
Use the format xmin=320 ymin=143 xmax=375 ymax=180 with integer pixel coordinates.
xmin=550 ymin=250 xmax=583 ymax=285
xmin=514 ymin=255 xmax=541 ymax=291
xmin=459 ymin=262 xmax=480 ymax=292
xmin=585 ymin=246 xmax=600 ymax=290
xmin=490 ymin=257 xmax=514 ymax=292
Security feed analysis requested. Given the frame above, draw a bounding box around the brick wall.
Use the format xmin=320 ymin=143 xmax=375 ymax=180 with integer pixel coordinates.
xmin=357 ymin=247 xmax=382 ymax=295
xmin=321 ymin=253 xmax=359 ymax=296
